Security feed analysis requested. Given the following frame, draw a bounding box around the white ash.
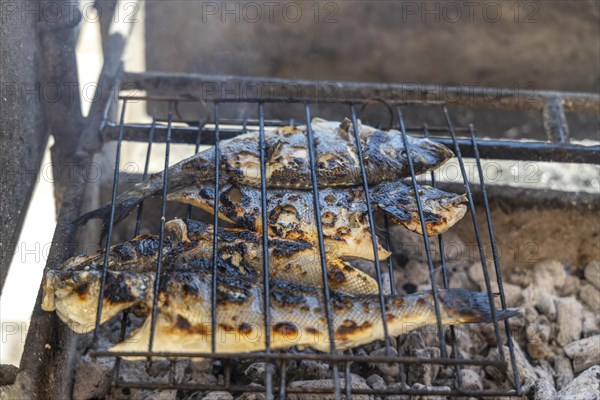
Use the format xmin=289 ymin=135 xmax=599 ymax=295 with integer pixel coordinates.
xmin=202 ymin=392 xmax=234 ymax=400
xmin=563 ymin=335 xmax=600 ymax=374
xmin=556 ymin=365 xmax=600 ymax=400
xmin=580 ymin=283 xmax=600 ymax=312
xmin=584 ymin=260 xmax=600 ymax=290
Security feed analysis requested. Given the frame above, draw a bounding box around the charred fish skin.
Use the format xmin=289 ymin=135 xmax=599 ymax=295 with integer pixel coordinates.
xmin=167 ymin=179 xmax=467 ymax=251
xmin=168 ymin=184 xmax=392 ymax=260
xmin=110 ymin=272 xmax=517 ymax=357
xmin=74 ymin=119 xmax=453 ymax=232
xmin=42 ymin=217 xmax=382 ymax=332
xmin=41 ymin=234 xmax=169 ymax=333
xmin=371 ymin=182 xmax=468 ymax=235
xmin=165 ymin=218 xmax=381 ymax=295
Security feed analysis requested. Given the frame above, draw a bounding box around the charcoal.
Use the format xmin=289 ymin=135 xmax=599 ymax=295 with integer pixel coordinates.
xmin=555 ymin=297 xmax=583 ymax=346
xmin=584 ymin=260 xmax=600 ymax=290
xmin=553 ymin=355 xmax=574 ymax=390
xmin=448 ymin=270 xmax=478 ymax=292
xmin=485 ymin=339 xmax=552 ymax=391
xmin=581 ymin=309 xmax=600 ymax=338
xmin=451 ymin=325 xmax=488 ymax=357
xmin=235 ymin=383 xmax=266 ymax=400
xmin=579 ymin=283 xmax=600 ymax=312
xmin=556 ymin=365 xmax=600 ymax=400
xmin=366 ymin=373 xmax=386 ymax=390
xmin=533 ymin=260 xmax=566 ymax=295
xmin=293 ymin=360 xmax=329 ymax=381
xmin=503 ymin=283 xmax=524 ymax=307
xmin=468 ymin=261 xmax=498 ymax=292
xmin=409 ymin=383 xmax=450 ymax=400
xmin=386 ymin=381 xmax=410 ymax=392
xmin=406 ymin=348 xmax=440 ymax=386
xmin=399 ymin=332 xmax=425 ymax=354
xmin=563 ymin=334 xmax=600 ymax=373
xmin=72 ymin=359 xmax=112 ymax=400
xmin=202 ymin=392 xmax=234 ymax=400
xmin=458 ymin=369 xmax=483 ymax=391
xmin=287 ymin=374 xmax=372 ymax=400
xmin=370 ymin=347 xmax=401 ymax=378
xmin=509 ymin=266 xmax=534 ymax=288
xmin=184 ymin=360 xmax=218 ymax=387
xmin=538 ymin=294 xmax=558 ymax=321
xmin=145 ymin=392 xmax=178 ymax=400
xmin=526 ymin=379 xmax=557 ymax=400
xmin=558 ymin=275 xmax=580 ymax=297
xmin=526 ymin=315 xmax=552 ymax=360
xmin=0 ymin=365 xmax=18 ymax=386
xmin=244 ymin=363 xmax=267 ymax=384
xmin=235 ymin=384 xmax=266 ymax=400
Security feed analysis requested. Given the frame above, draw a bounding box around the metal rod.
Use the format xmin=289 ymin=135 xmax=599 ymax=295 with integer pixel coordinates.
xmin=102 ymin=121 xmax=600 ymax=164
xmin=122 ymin=71 xmax=600 ymax=114
xmin=382 ymin=215 xmax=397 ymax=296
xmin=257 ymin=103 xmax=274 ymax=400
xmin=93 ymin=99 xmax=127 ymax=341
xmin=424 ymin=123 xmax=463 ymax=389
xmin=304 ymin=104 xmax=341 ymax=399
xmin=211 ymin=103 xmax=222 ymax=354
xmin=469 ymin=124 xmax=522 ymax=393
xmin=186 ymin=117 xmax=205 ymax=219
xmin=133 ymin=119 xmax=156 ymax=236
xmin=396 ymin=108 xmax=447 ymax=358
xmin=543 ymin=97 xmax=570 ymax=144
xmin=147 ymin=101 xmax=174 ymax=353
xmin=80 ymin=0 xmax=139 ymax=153
xmin=349 ymin=105 xmax=392 ymax=355
xmin=279 ymin=360 xmax=287 ymax=400
xmin=114 ymin=116 xmax=156 ymax=386
xmin=443 ymin=107 xmax=505 ymax=362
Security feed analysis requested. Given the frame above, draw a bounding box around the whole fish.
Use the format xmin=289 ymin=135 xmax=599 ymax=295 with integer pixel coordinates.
xmin=110 ymin=273 xmax=516 ymax=356
xmin=167 ymin=180 xmax=467 ymax=260
xmin=74 ymin=118 xmax=453 ymax=231
xmin=42 ymin=218 xmax=381 ymax=333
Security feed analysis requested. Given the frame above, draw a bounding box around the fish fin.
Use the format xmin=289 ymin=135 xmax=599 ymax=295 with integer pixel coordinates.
xmin=73 ymin=196 xmax=144 ymax=241
xmin=440 ymin=288 xmax=520 ymax=323
xmin=326 ymin=258 xmax=380 ymax=295
xmin=266 ymin=140 xmax=283 ymax=163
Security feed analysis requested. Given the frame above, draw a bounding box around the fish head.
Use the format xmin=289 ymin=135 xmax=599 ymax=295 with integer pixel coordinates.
xmin=57 ymin=235 xmax=163 ymax=274
xmin=42 ymin=269 xmax=152 ymax=334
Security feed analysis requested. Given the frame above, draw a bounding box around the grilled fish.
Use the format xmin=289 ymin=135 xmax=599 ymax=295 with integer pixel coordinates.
xmin=168 ymin=180 xmax=467 ymax=259
xmin=110 ymin=275 xmax=516 ymax=356
xmin=74 ymin=118 xmax=453 ymax=231
xmin=42 ymin=218 xmax=381 ymax=333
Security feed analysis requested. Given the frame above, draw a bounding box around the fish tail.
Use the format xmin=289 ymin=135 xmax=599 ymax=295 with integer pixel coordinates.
xmin=73 ymin=194 xmax=148 ymax=240
xmin=73 ymin=160 xmax=202 ymax=238
xmin=438 ymin=288 xmax=519 ymax=323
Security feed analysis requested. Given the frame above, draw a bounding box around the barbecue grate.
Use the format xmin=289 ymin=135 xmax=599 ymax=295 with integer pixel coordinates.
xmin=69 ymin=93 xmax=526 ymax=399
xmin=18 ymin=67 xmax=600 ymax=398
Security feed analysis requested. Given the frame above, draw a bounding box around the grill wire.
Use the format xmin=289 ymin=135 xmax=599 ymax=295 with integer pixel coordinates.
xmin=85 ymin=96 xmax=524 ymax=398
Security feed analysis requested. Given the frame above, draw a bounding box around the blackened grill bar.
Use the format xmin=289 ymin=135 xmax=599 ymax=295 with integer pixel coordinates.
xmin=122 ymin=71 xmax=600 ymax=113
xmin=101 ymin=119 xmax=600 ymax=164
